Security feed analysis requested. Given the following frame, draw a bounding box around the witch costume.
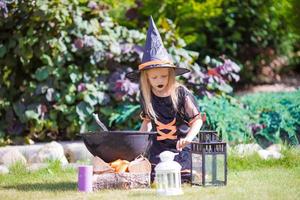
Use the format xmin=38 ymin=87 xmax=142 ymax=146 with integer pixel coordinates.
xmin=126 ymin=16 xmax=202 ymax=182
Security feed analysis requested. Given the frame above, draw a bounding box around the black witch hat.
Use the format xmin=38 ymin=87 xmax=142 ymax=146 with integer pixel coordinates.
xmin=126 ymin=16 xmax=190 ymax=81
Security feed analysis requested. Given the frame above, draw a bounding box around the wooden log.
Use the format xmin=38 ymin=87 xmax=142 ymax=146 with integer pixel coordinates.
xmin=93 ymin=172 xmax=150 ymax=190
xmin=92 ymin=156 xmax=114 ymax=174
xmin=128 ymin=156 xmax=151 ymax=173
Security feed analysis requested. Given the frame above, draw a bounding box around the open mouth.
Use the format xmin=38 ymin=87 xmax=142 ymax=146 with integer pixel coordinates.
xmin=157 ymin=85 xmax=164 ymax=88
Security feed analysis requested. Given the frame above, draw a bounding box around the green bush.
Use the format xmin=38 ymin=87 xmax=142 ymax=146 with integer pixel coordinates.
xmin=1 ymin=1 xmax=241 ymax=144
xmin=0 ymin=0 xmax=146 ymax=142
xmin=124 ymin=0 xmax=300 ymax=84
xmin=199 ymin=90 xmax=300 ymax=146
xmin=199 ymin=95 xmax=254 ymax=143
xmin=240 ymin=90 xmax=300 ymax=146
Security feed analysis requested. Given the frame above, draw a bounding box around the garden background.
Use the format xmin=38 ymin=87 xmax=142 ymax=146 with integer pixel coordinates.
xmin=0 ymin=0 xmax=300 ymax=200
xmin=1 ymin=0 xmax=299 ymax=147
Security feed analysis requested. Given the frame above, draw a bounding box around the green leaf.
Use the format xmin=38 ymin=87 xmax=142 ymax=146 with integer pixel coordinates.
xmin=46 ymin=88 xmax=55 ymax=102
xmin=41 ymin=54 xmax=54 ymax=67
xmin=99 ymin=107 xmax=114 ymax=116
xmin=13 ymin=102 xmax=26 ymax=123
xmin=54 ymin=92 xmax=61 ymax=102
xmin=76 ymin=101 xmax=94 ymax=120
xmin=67 ymin=84 xmax=77 ymax=93
xmin=79 ymin=122 xmax=88 ymax=133
xmin=0 ymin=44 xmax=7 ymax=58
xmin=70 ymin=72 xmax=80 ymax=83
xmin=95 ymin=91 xmax=105 ymax=104
xmin=35 ymin=67 xmax=49 ymax=82
xmin=25 ymin=110 xmax=39 ymax=120
xmin=0 ymin=128 xmax=5 ymax=138
xmin=49 ymin=110 xmax=58 ymax=120
xmin=54 ymin=104 xmax=68 ymax=113
xmin=109 ymin=104 xmax=140 ymax=126
xmin=65 ymin=94 xmax=76 ymax=105
xmin=84 ymin=93 xmax=98 ymax=106
xmin=66 ymin=113 xmax=77 ymax=122
xmin=85 ymin=83 xmax=96 ymax=91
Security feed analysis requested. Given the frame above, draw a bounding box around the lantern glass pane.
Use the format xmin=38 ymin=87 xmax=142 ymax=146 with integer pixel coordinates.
xmin=191 ymin=153 xmax=202 ymax=185
xmin=204 ymin=154 xmax=225 ymax=185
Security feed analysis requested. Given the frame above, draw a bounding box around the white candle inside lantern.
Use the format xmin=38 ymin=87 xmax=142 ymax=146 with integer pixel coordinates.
xmin=155 ymin=151 xmax=183 ymax=196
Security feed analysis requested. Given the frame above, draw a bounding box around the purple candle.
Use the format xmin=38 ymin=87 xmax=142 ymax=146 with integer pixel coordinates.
xmin=78 ymin=165 xmax=93 ymax=192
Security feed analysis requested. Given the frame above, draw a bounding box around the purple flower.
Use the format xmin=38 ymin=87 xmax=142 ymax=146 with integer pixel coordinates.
xmin=249 ymin=123 xmax=264 ymax=134
xmin=109 ymin=70 xmax=139 ymax=101
xmin=230 ymin=73 xmax=240 ymax=82
xmin=223 ymin=59 xmax=240 ymax=73
xmin=105 ymin=52 xmax=114 ymax=59
xmin=77 ymin=83 xmax=87 ymax=92
xmin=37 ymin=104 xmax=48 ymax=120
xmin=217 ymin=65 xmax=228 ymax=75
xmin=74 ymin=38 xmax=84 ymax=49
xmin=114 ymin=79 xmax=139 ymax=96
xmin=123 ymin=79 xmax=139 ymax=96
xmin=88 ymin=1 xmax=98 ymax=9
xmin=0 ymin=0 xmax=8 ymax=18
xmin=83 ymin=35 xmax=96 ymax=47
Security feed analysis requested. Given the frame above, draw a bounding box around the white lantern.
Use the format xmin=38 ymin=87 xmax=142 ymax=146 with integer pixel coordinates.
xmin=154 ymin=151 xmax=183 ymax=196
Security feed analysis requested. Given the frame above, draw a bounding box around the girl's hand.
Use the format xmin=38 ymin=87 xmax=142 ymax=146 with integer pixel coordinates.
xmin=176 ymin=138 xmax=191 ymax=151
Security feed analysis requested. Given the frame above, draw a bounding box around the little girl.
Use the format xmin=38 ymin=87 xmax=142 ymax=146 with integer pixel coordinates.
xmin=126 ymin=16 xmax=203 ymax=181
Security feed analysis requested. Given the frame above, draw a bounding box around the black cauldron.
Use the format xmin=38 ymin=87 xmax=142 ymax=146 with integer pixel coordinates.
xmin=81 ymin=131 xmax=156 ymax=162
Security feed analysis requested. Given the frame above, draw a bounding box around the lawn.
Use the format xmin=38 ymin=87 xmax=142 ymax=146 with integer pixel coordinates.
xmin=1 ymin=148 xmax=300 ymax=200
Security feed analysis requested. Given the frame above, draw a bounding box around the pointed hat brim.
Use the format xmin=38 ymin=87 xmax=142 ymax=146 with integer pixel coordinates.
xmin=125 ymin=65 xmax=190 ymax=81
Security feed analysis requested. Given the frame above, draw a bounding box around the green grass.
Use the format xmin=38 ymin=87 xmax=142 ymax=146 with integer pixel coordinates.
xmin=228 ymin=145 xmax=300 ymax=170
xmin=0 ymin=149 xmax=300 ymax=200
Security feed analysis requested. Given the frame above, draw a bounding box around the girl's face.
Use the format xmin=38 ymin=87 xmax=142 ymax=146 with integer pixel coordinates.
xmin=147 ymin=68 xmax=169 ymax=93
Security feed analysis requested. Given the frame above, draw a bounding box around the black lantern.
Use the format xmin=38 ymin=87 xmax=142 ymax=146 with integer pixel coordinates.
xmin=190 ymin=131 xmax=227 ymax=186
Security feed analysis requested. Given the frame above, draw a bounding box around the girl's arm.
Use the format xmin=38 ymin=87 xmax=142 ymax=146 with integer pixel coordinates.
xmin=140 ymin=120 xmax=152 ymax=132
xmin=185 ymin=117 xmax=203 ymax=142
xmin=176 ymin=118 xmax=203 ymax=151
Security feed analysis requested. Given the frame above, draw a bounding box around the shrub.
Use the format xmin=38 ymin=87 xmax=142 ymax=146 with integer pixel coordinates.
xmin=0 ymin=1 xmax=240 ymax=144
xmin=0 ymin=0 xmax=145 ymax=142
xmin=199 ymin=95 xmax=254 ymax=143
xmin=240 ymin=90 xmax=300 ymax=147
xmin=124 ymin=0 xmax=300 ymax=84
xmin=199 ymin=90 xmax=300 ymax=146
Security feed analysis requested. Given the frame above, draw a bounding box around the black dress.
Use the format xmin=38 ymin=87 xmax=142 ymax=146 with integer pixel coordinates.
xmin=140 ymin=86 xmax=201 ymax=182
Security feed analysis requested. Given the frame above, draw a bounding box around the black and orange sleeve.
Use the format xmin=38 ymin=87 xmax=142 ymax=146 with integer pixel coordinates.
xmin=180 ymin=87 xmax=202 ymax=126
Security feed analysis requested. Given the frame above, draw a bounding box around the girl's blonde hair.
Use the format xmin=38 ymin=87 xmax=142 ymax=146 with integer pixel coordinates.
xmin=140 ymin=68 xmax=182 ymax=122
